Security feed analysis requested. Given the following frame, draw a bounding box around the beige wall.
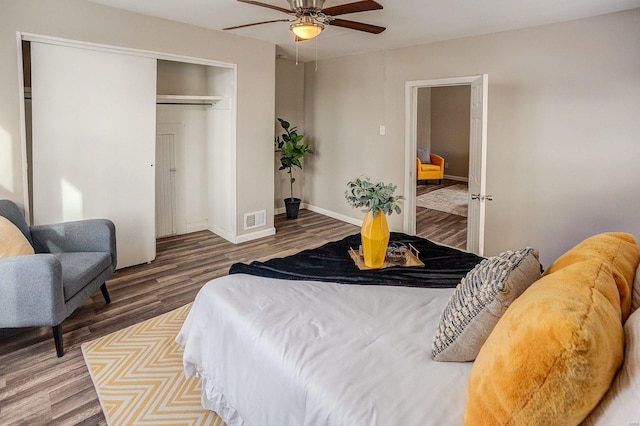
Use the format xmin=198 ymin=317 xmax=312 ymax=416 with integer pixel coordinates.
xmin=304 ymin=52 xmax=389 ymax=218
xmin=4 ymin=2 xmax=639 ymax=266
xmin=431 ymin=86 xmax=470 ymax=179
xmin=416 ymin=88 xmax=431 ymax=151
xmin=274 ymin=58 xmax=305 ymax=209
xmin=0 ymin=0 xmax=275 ymax=238
xmin=304 ymin=9 xmax=640 ymax=266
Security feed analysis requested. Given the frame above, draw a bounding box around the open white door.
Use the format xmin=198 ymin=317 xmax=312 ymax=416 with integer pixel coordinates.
xmin=466 ymin=74 xmax=489 ymax=255
xmin=30 ymin=42 xmax=157 ymax=268
xmin=404 ymin=75 xmax=489 ymax=254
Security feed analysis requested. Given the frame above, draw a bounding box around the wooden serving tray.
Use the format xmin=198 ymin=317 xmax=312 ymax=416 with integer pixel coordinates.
xmin=348 ymin=244 xmax=425 ymax=270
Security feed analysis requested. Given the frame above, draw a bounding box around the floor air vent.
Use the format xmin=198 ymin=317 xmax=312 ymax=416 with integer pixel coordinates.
xmin=244 ymin=210 xmax=266 ymax=230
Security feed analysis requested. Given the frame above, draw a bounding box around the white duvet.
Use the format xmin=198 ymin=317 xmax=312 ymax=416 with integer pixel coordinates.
xmin=177 ymin=274 xmax=473 ymax=426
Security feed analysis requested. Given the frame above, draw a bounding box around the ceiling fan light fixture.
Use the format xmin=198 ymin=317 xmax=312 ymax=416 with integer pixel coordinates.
xmin=290 ymin=17 xmax=324 ymax=40
xmin=288 ymin=0 xmax=325 ymax=8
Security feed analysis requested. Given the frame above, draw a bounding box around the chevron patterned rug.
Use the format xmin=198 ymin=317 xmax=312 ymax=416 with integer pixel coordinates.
xmin=82 ymin=303 xmax=226 ymax=426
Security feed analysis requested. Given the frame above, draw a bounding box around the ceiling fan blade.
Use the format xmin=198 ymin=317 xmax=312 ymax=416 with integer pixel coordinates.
xmin=223 ymin=19 xmax=291 ymax=30
xmin=237 ymin=0 xmax=292 ymax=14
xmin=329 ymin=18 xmax=386 ymax=34
xmin=322 ymin=0 xmax=383 ymax=17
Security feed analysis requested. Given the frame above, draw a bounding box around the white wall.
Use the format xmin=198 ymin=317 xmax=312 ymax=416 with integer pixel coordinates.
xmin=304 ymin=9 xmax=640 ymax=267
xmin=0 ymin=0 xmax=275 ymax=240
xmin=156 ymin=106 xmax=209 ymax=234
xmin=156 ymin=60 xmax=210 ymax=236
xmin=155 ymin=61 xmax=236 ymax=236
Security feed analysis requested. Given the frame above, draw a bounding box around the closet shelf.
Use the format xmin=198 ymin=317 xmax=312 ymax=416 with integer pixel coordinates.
xmin=156 ymin=95 xmax=222 ymax=106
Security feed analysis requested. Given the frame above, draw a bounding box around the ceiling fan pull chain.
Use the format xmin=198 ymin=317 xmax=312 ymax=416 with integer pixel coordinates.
xmin=315 ymin=36 xmax=318 ymax=71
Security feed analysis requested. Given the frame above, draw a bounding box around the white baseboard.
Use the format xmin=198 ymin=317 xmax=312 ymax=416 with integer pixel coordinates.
xmin=444 ymin=175 xmax=469 ymax=182
xmin=208 ymin=224 xmax=276 ymax=244
xmin=236 ymin=227 xmax=276 ymax=243
xmin=305 ymin=204 xmax=363 ymax=227
xmin=207 ymin=225 xmax=236 ymax=243
xmin=274 ymin=202 xmax=362 ymax=227
xmin=186 ymin=220 xmax=209 ymax=234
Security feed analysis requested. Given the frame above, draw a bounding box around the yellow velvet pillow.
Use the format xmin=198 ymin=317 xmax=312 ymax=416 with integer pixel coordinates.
xmin=543 ymin=232 xmax=640 ymax=322
xmin=0 ymin=216 xmax=35 ymax=257
xmin=464 ymin=259 xmax=625 ymax=425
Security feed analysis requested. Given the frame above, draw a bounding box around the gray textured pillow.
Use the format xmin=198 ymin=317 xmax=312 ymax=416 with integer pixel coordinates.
xmin=417 ymin=148 xmax=431 ymax=164
xmin=431 ymin=247 xmax=541 ymax=362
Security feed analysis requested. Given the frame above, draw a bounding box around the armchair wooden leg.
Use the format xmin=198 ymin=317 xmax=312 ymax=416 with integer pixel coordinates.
xmin=100 ymin=283 xmax=111 ymax=304
xmin=53 ymin=324 xmax=64 ymax=357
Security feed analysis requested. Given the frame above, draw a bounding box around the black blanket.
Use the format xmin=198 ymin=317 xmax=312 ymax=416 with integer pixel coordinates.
xmin=229 ymin=232 xmax=483 ymax=288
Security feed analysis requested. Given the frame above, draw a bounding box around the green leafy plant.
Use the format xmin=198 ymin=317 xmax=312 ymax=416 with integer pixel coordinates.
xmin=275 ymin=118 xmax=314 ymax=200
xmin=345 ymin=176 xmax=405 ymax=218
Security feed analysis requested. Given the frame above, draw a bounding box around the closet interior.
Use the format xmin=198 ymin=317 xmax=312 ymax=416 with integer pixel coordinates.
xmin=22 ymin=39 xmax=237 ymax=269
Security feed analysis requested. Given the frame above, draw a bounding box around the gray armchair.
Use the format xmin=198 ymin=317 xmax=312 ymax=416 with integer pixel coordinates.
xmin=0 ymin=200 xmax=117 ymax=357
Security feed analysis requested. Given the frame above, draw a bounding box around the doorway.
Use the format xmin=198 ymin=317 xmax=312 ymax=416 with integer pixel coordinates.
xmin=404 ymin=75 xmax=488 ymax=256
xmin=415 ymin=180 xmax=468 ymax=249
xmin=415 ymin=85 xmax=470 ymax=250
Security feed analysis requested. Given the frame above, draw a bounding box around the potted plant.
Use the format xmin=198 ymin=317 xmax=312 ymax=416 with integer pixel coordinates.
xmin=275 ymin=118 xmax=313 ymax=219
xmin=345 ymin=176 xmax=404 ymax=268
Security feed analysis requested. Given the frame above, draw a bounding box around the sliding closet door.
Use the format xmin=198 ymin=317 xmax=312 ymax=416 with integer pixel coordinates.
xmin=30 ymin=42 xmax=157 ymax=268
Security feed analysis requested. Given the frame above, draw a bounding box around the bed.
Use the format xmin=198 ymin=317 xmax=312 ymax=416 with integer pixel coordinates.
xmin=179 ymin=276 xmax=472 ymax=425
xmin=178 ymin=233 xmax=481 ymax=425
xmin=177 ymin=232 xmax=640 ymax=426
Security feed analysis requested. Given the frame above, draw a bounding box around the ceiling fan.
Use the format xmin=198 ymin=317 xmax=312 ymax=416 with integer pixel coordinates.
xmin=223 ymin=0 xmax=386 ymax=41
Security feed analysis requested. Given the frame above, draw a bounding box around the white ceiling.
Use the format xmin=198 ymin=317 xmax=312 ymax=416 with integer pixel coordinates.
xmin=89 ymin=0 xmax=640 ymax=62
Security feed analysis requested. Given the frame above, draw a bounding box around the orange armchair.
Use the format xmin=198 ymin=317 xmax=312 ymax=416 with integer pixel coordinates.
xmin=416 ymin=153 xmax=445 ymax=185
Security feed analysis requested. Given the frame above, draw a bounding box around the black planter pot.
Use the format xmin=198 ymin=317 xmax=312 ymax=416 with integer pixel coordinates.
xmin=284 ymin=198 xmax=301 ymax=219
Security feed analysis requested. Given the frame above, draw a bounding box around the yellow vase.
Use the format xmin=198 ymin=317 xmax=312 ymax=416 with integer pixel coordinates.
xmin=361 ymin=210 xmax=390 ymax=268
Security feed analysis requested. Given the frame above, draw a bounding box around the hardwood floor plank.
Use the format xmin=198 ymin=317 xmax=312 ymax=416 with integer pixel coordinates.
xmin=416 ymin=179 xmax=468 ymax=249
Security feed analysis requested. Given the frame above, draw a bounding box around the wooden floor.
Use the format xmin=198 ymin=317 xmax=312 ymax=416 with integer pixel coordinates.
xmin=416 ymin=178 xmax=468 ymax=250
xmin=0 ymin=205 xmax=464 ymax=425
xmin=0 ymin=211 xmax=359 ymax=425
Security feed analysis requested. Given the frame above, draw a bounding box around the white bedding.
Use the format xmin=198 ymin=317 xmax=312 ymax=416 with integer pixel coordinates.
xmin=177 ymin=274 xmax=473 ymax=426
